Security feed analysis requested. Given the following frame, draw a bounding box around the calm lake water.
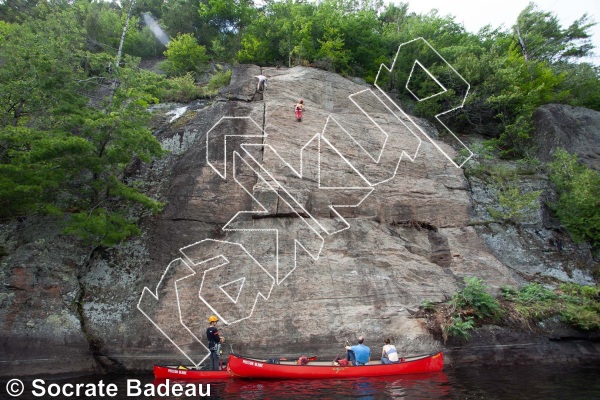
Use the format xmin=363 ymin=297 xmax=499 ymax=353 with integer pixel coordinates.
xmin=2 ymin=363 xmax=599 ymax=399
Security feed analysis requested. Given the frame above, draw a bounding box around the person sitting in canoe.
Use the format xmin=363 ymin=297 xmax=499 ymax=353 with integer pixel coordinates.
xmin=206 ymin=315 xmax=225 ymax=370
xmin=345 ymin=336 xmax=371 ymax=366
xmin=381 ymin=338 xmax=400 ymax=364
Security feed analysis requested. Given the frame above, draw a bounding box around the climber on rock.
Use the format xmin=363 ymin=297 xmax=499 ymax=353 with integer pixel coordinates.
xmin=295 ymin=99 xmax=304 ymax=122
xmin=256 ymin=75 xmax=267 ymax=92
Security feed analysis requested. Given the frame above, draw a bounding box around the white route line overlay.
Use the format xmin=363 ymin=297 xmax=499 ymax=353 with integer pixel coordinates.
xmin=375 ymin=37 xmax=473 ymax=168
xmin=220 ymin=277 xmax=245 ymax=304
xmin=225 ymin=150 xmax=325 ymax=284
xmin=138 ymin=37 xmax=473 ymax=365
xmin=137 ymin=258 xmax=208 ymax=366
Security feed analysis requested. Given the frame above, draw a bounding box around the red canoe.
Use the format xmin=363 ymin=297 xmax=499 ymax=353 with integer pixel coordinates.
xmin=153 ymin=365 xmax=230 ymax=379
xmin=227 ymin=352 xmax=443 ymax=379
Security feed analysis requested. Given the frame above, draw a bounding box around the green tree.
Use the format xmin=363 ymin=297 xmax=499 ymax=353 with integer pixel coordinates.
xmin=80 ymin=0 xmax=123 ymax=52
xmin=161 ymin=0 xmax=200 ymax=38
xmin=123 ymin=24 xmax=166 ymax=58
xmin=558 ymin=63 xmax=600 ymax=111
xmin=199 ymin=0 xmax=256 ymax=59
xmin=316 ymin=25 xmax=349 ymax=71
xmin=487 ymin=49 xmax=567 ymax=155
xmin=0 ymin=8 xmax=165 ymax=246
xmin=0 ymin=0 xmax=73 ymax=23
xmin=548 ymin=149 xmax=600 ymax=248
xmin=238 ymin=0 xmax=386 ymax=75
xmin=0 ymin=8 xmax=87 ymax=129
xmin=514 ymin=2 xmax=595 ymax=63
xmin=162 ymin=33 xmax=209 ymax=76
xmin=198 ymin=0 xmax=255 ymax=34
xmin=238 ymin=0 xmax=314 ymax=65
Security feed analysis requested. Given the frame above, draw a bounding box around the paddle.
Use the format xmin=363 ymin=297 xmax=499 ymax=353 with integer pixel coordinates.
xmin=269 ymin=356 xmax=317 ymax=364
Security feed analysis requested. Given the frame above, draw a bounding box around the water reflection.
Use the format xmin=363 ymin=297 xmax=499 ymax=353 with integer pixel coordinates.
xmin=164 ymin=371 xmax=450 ymax=399
xmin=2 ymin=364 xmax=599 ymax=399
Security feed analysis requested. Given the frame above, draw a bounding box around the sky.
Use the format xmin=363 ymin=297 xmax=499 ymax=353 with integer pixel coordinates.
xmin=400 ymin=0 xmax=600 ymax=64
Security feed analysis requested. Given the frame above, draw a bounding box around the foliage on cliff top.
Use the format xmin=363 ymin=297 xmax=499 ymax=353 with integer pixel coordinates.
xmin=1 ymin=0 xmax=599 ymax=247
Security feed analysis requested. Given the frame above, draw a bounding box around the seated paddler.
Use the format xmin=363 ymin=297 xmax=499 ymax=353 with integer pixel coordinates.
xmin=345 ymin=336 xmax=371 ymax=366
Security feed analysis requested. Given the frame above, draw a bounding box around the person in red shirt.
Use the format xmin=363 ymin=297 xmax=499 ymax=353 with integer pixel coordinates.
xmin=295 ymin=99 xmax=304 ymax=122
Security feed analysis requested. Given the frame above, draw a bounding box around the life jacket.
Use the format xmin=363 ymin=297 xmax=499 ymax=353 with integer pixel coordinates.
xmin=337 ymin=359 xmax=349 ymax=367
xmin=297 ymin=356 xmax=309 ymax=365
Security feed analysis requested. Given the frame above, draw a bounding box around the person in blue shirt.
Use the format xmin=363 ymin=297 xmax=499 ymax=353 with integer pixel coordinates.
xmin=345 ymin=336 xmax=371 ymax=366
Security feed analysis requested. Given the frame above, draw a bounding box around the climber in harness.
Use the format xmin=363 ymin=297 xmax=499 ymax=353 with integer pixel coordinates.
xmin=295 ymin=99 xmax=304 ymax=122
xmin=256 ymin=75 xmax=267 ymax=92
xmin=206 ymin=315 xmax=225 ymax=370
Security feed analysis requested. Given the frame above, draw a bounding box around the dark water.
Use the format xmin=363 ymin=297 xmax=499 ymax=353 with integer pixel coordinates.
xmin=2 ymin=363 xmax=599 ymax=399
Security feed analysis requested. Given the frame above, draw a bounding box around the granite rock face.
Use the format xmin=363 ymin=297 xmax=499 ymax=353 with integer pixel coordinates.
xmin=0 ymin=219 xmax=100 ymax=376
xmin=0 ymin=66 xmax=598 ymax=376
xmin=532 ymin=103 xmax=600 ymax=171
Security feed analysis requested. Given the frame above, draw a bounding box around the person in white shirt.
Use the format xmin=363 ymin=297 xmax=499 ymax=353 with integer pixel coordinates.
xmin=256 ymin=75 xmax=267 ymax=92
xmin=381 ymin=338 xmax=400 ymax=364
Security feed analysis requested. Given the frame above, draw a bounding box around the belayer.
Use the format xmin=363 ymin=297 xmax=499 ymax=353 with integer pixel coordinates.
xmin=295 ymin=99 xmax=304 ymax=122
xmin=206 ymin=315 xmax=225 ymax=370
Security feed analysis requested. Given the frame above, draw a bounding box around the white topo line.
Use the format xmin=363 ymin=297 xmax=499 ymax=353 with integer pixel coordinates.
xmin=138 ymin=37 xmax=473 ymax=365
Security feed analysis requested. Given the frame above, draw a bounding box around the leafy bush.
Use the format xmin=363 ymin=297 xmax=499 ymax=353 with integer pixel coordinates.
xmin=206 ymin=69 xmax=232 ymax=94
xmin=156 ymin=69 xmax=232 ymax=102
xmin=451 ymin=277 xmax=503 ymax=320
xmin=444 ymin=316 xmax=475 ymax=341
xmin=500 ymin=285 xmax=519 ymax=301
xmin=425 ymin=277 xmax=503 ymax=342
xmin=424 ymin=279 xmax=600 ymax=342
xmin=560 ymin=283 xmax=600 ymax=300
xmin=558 ymin=283 xmax=600 ymax=330
xmin=502 ymin=282 xmax=600 ymax=331
xmin=161 ymin=33 xmax=209 ymax=77
xmin=485 ymin=166 xmax=542 ymax=224
xmin=505 ymin=283 xmax=557 ymax=320
xmin=548 ymin=149 xmax=600 ymax=249
xmin=515 ymin=283 xmax=556 ymax=303
xmin=159 ymin=73 xmax=205 ymax=102
xmin=420 ymin=300 xmax=436 ymax=312
xmin=561 ymin=304 xmax=600 ymax=330
xmin=63 ymin=209 xmax=141 ymax=247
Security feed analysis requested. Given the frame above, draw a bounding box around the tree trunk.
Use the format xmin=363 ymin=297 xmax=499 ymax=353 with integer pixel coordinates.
xmin=515 ymin=25 xmax=530 ymax=63
xmin=116 ymin=0 xmax=135 ymax=68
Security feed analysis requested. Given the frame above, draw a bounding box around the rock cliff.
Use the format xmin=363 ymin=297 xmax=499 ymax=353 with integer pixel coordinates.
xmin=0 ymin=65 xmax=598 ymax=377
xmin=532 ymin=103 xmax=600 ymax=171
